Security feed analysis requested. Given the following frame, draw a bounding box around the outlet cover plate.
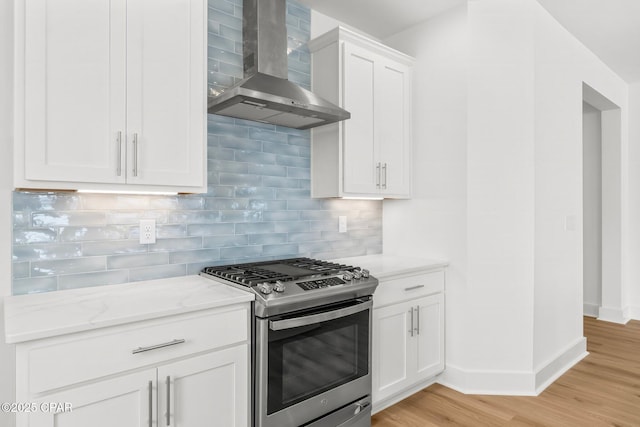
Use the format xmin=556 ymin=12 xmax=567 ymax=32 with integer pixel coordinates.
xmin=140 ymin=219 xmax=156 ymax=244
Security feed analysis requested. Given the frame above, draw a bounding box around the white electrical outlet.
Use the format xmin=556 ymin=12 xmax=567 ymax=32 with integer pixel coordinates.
xmin=139 ymin=219 xmax=156 ymax=244
xmin=338 ymin=216 xmax=347 ymax=233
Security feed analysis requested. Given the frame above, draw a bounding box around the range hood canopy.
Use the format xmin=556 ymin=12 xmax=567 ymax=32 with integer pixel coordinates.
xmin=207 ymin=0 xmax=350 ymax=130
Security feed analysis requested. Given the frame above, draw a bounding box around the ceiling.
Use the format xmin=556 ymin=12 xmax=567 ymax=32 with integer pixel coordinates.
xmin=296 ymin=0 xmax=466 ymax=40
xmin=298 ymin=0 xmax=640 ymax=84
xmin=535 ymin=0 xmax=640 ymax=83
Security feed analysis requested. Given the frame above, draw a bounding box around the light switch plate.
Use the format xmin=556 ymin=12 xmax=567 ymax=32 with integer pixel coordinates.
xmin=139 ymin=219 xmax=156 ymax=244
xmin=338 ymin=216 xmax=347 ymax=233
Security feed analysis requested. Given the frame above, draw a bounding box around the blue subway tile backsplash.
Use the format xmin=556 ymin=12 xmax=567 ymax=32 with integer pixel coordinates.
xmin=11 ymin=0 xmax=382 ymax=295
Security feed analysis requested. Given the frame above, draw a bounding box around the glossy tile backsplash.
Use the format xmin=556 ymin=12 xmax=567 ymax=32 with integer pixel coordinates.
xmin=11 ymin=0 xmax=383 ymax=295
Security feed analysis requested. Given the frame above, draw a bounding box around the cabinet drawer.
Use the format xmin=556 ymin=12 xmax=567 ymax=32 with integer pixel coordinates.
xmin=373 ymin=270 xmax=444 ymax=308
xmin=24 ymin=304 xmax=249 ymax=395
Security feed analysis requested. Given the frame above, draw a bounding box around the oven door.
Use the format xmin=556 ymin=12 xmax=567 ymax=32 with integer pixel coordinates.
xmin=255 ymin=297 xmax=373 ymax=427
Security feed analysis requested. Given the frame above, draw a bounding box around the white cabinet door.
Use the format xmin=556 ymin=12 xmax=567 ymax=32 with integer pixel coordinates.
xmin=23 ymin=0 xmax=127 ymax=184
xmin=372 ymin=300 xmax=412 ymax=403
xmin=377 ymin=59 xmax=411 ymax=197
xmin=342 ymin=43 xmax=411 ymax=197
xmin=372 ymin=294 xmax=445 ymax=406
xmin=27 ymin=369 xmax=155 ymax=427
xmin=126 ymin=0 xmax=206 ymax=188
xmin=414 ymin=294 xmax=445 ymax=381
xmin=158 ymin=344 xmax=249 ymax=427
xmin=342 ymin=43 xmax=377 ymax=195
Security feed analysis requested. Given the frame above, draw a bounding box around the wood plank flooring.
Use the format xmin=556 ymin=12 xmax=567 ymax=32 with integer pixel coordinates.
xmin=371 ymin=317 xmax=640 ymax=426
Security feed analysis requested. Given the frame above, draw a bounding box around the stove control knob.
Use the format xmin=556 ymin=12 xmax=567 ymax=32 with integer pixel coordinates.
xmin=352 ymin=270 xmax=362 ymax=279
xmin=258 ymin=283 xmax=273 ymax=295
xmin=273 ymin=280 xmax=286 ymax=293
xmin=342 ymin=271 xmax=354 ymax=281
xmin=361 ymin=269 xmax=370 ymax=279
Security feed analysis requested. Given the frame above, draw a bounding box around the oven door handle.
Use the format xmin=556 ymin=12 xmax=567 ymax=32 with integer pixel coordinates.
xmin=269 ymin=299 xmax=372 ymax=331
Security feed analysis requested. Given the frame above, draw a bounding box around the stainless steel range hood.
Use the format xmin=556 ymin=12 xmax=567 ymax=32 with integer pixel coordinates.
xmin=207 ymin=0 xmax=350 ymax=130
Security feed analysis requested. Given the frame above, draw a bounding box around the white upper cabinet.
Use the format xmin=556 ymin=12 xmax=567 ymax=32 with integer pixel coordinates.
xmin=15 ymin=0 xmax=207 ymax=192
xmin=309 ymin=27 xmax=413 ymax=199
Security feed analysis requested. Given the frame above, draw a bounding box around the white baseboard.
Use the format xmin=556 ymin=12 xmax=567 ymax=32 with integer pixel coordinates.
xmin=534 ymin=337 xmax=588 ymax=393
xmin=627 ymin=305 xmax=640 ymax=320
xmin=598 ymin=305 xmax=630 ymax=324
xmin=583 ymin=303 xmax=599 ymax=318
xmin=438 ymin=364 xmax=537 ymax=396
xmin=438 ymin=338 xmax=587 ymax=396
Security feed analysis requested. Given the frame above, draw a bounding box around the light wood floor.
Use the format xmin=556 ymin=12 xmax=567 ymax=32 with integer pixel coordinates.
xmin=371 ymin=317 xmax=640 ymax=426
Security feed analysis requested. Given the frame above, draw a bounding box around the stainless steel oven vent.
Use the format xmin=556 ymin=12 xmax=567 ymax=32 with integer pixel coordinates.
xmin=207 ymin=0 xmax=350 ymax=130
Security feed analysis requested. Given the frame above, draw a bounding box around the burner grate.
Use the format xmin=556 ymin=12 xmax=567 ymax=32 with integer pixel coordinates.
xmin=201 ymin=257 xmax=355 ymax=287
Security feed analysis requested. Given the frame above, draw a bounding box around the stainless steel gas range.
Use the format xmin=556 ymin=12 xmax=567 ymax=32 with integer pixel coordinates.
xmin=201 ymin=257 xmax=378 ymax=427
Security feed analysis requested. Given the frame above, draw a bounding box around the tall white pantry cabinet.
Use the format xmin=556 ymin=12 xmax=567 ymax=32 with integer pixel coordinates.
xmin=309 ymin=27 xmax=413 ymax=199
xmin=14 ymin=0 xmax=207 ymax=193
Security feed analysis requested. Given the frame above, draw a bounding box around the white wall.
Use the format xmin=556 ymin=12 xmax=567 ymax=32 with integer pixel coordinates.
xmin=0 ymin=0 xmax=16 ymax=424
xmin=384 ymin=0 xmax=629 ymax=394
xmin=628 ymin=83 xmax=640 ymax=319
xmin=466 ymin=0 xmax=537 ymax=379
xmin=582 ymin=103 xmax=602 ymax=317
xmin=311 ymin=0 xmax=632 ymax=394
xmin=531 ymin=6 xmax=629 ymax=384
xmin=310 ymin=9 xmax=379 ymax=41
xmin=383 ymin=3 xmax=470 ymax=383
xmin=386 ymin=0 xmax=539 ymax=394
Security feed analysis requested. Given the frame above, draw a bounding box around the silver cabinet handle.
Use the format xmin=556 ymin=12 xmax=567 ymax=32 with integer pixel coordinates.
xmin=408 ymin=307 xmax=414 ymax=337
xmin=415 ymin=305 xmax=420 ymax=335
xmin=404 ymin=285 xmax=425 ymax=292
xmin=166 ymin=376 xmax=171 ymax=426
xmin=132 ymin=339 xmax=186 ymax=354
xmin=382 ymin=163 xmax=387 ymax=189
xmin=132 ymin=133 xmax=139 ymax=177
xmin=116 ymin=131 xmax=123 ymax=176
xmin=148 ymin=381 xmax=153 ymax=427
xmin=376 ymin=162 xmax=381 ymax=188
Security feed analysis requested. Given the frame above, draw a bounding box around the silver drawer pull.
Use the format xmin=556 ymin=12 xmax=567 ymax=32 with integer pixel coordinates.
xmin=132 ymin=339 xmax=186 ymax=354
xmin=404 ymin=285 xmax=425 ymax=292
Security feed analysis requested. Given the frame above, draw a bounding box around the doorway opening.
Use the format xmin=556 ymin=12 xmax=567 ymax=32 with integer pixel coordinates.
xmin=582 ymin=83 xmax=622 ymax=321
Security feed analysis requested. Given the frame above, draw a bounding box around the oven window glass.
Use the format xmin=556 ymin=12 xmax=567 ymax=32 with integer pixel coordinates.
xmin=267 ymin=308 xmax=369 ymax=414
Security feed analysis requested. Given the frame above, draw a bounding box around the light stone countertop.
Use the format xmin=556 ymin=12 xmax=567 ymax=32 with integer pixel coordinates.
xmin=4 ymin=275 xmax=253 ymax=344
xmin=332 ymin=254 xmax=448 ymax=280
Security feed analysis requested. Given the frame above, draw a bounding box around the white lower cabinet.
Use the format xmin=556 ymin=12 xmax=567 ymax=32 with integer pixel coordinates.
xmin=372 ymin=271 xmax=445 ymax=411
xmin=16 ymin=305 xmax=250 ymax=427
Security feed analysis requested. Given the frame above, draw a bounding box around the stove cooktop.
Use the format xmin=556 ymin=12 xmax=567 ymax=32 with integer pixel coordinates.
xmin=201 ymin=257 xmax=358 ymax=287
xmin=200 ymin=257 xmax=378 ymax=317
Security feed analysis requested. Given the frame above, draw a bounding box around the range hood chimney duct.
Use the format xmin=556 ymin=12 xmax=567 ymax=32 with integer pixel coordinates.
xmin=207 ymin=0 xmax=350 ymax=130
